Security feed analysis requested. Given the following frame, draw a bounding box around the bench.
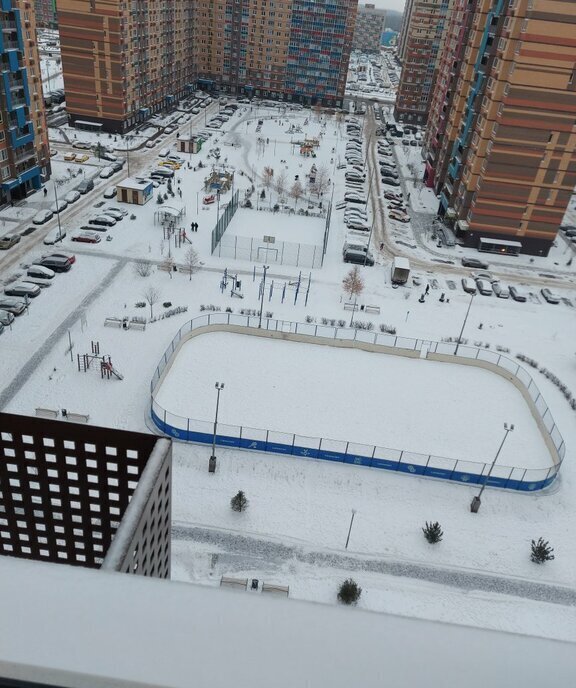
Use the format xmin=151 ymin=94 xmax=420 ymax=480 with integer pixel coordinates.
xmin=363 ymin=305 xmax=380 ymax=315
xmin=343 ymin=302 xmax=359 ymax=312
xmin=35 ymin=407 xmax=59 ymax=419
xmin=129 ymin=320 xmax=146 ymax=331
xmin=220 ymin=576 xmax=248 ymax=590
xmin=64 ymin=412 xmax=90 ymax=424
xmin=104 ymin=317 xmax=123 ymax=328
xmin=262 ymin=583 xmax=289 ymax=597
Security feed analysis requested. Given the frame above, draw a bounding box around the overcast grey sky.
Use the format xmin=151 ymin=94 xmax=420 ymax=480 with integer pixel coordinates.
xmin=368 ymin=0 xmax=406 ymax=13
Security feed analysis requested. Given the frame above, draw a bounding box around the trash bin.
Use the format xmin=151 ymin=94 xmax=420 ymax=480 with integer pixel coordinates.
xmin=251 ymin=579 xmax=259 ymax=590
xmin=209 ymin=456 xmax=217 ymax=473
xmin=470 ymin=496 xmax=481 ymax=513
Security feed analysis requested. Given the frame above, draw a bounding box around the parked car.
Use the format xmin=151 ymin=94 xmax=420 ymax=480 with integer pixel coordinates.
xmin=50 ymin=200 xmax=68 ymax=214
xmin=42 ymin=228 xmax=66 ymax=245
xmin=344 ymin=249 xmax=374 ymax=266
xmin=99 ymin=166 xmax=115 ymax=179
xmin=76 ymin=179 xmax=94 ymax=194
xmin=158 ymin=148 xmax=170 ymax=157
xmin=475 ymin=279 xmax=493 ymax=296
xmin=509 ymin=286 xmax=527 ymax=302
xmin=75 ymin=154 xmax=90 ymax=163
xmin=389 ymin=210 xmax=410 ymax=223
xmin=0 ymin=297 xmax=27 ymax=315
xmin=381 ymin=178 xmax=400 ymax=187
xmin=103 ymin=205 xmax=128 ymax=217
xmin=27 ymin=265 xmax=55 ymax=280
xmin=0 ymin=234 xmax=21 ymax=250
xmin=461 ymin=278 xmax=477 ymax=294
xmin=89 ymin=215 xmax=116 ymax=227
xmin=110 ymin=160 xmax=125 ymax=173
xmin=72 ymin=231 xmax=101 ymax=244
xmin=33 ymin=209 xmax=54 ymax=225
xmin=541 ymin=288 xmax=560 ymax=304
xmin=0 ymin=308 xmax=15 ymax=326
xmin=64 ymin=190 xmax=81 ymax=204
xmin=150 ymin=168 xmax=174 ymax=179
xmin=102 ymin=209 xmax=124 ymax=221
xmin=103 ymin=187 xmax=117 ymax=199
xmin=462 ymin=257 xmax=489 ymax=269
xmin=63 ymin=152 xmax=76 ymax=161
xmin=4 ymin=282 xmax=41 ymax=298
xmin=492 ymin=282 xmax=509 ymax=299
xmin=38 ymin=255 xmax=73 ymax=272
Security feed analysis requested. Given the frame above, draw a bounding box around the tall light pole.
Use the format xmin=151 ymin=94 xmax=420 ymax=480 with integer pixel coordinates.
xmin=125 ymin=135 xmax=133 ymax=176
xmin=209 ymin=382 xmax=225 ymax=472
xmin=454 ymin=292 xmax=475 ymax=356
xmin=258 ymin=265 xmax=269 ymax=328
xmin=470 ymin=423 xmax=514 ymax=513
xmin=53 ymin=183 xmax=63 ymax=243
xmin=345 ymin=509 xmax=357 ymax=549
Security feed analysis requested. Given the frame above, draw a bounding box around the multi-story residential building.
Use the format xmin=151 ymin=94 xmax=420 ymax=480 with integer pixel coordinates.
xmin=394 ymin=0 xmax=453 ymax=124
xmin=352 ymin=3 xmax=387 ymax=54
xmin=396 ymin=0 xmax=415 ymax=63
xmin=436 ymin=0 xmax=576 ymax=256
xmin=57 ymin=0 xmax=195 ymax=133
xmin=423 ymin=0 xmax=476 ymax=190
xmin=0 ymin=0 xmax=50 ymax=206
xmin=194 ymin=0 xmax=358 ymax=108
xmin=35 ymin=0 xmax=57 ymax=28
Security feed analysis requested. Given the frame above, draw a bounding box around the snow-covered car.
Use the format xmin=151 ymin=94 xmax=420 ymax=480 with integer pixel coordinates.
xmin=33 ymin=209 xmax=54 ymax=225
xmin=43 ymin=227 xmax=66 ymax=244
xmin=72 ymin=231 xmax=101 ymax=244
xmin=103 ymin=187 xmax=117 ymax=199
xmin=27 ymin=265 xmax=55 ymax=280
xmin=89 ymin=215 xmax=116 ymax=227
xmin=65 ymin=190 xmax=81 ymax=204
xmin=388 ymin=210 xmax=410 ymax=223
xmin=50 ymin=200 xmax=68 ymax=214
xmin=99 ymin=166 xmax=115 ymax=179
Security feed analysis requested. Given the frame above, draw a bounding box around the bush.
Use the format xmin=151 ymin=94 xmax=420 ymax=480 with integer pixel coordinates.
xmin=422 ymin=521 xmax=443 ymax=544
xmin=230 ymin=490 xmax=249 ymax=513
xmin=338 ymin=578 xmax=362 ymax=605
xmin=133 ymin=260 xmax=153 ymax=278
xmin=305 ymin=315 xmax=315 ymax=324
xmin=134 ymin=301 xmax=146 ymax=308
xmin=163 ymin=301 xmax=172 ymax=308
xmin=531 ymin=537 xmax=555 ymax=564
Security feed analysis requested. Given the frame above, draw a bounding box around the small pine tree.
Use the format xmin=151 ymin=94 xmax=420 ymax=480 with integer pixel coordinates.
xmin=230 ymin=490 xmax=248 ymax=513
xmin=422 ymin=521 xmax=443 ymax=544
xmin=338 ymin=578 xmax=362 ymax=605
xmin=531 ymin=537 xmax=555 ymax=564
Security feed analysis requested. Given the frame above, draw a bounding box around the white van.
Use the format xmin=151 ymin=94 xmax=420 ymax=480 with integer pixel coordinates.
xmin=158 ymin=148 xmax=170 ymax=158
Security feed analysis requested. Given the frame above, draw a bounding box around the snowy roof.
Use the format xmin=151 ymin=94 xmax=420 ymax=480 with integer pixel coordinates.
xmin=117 ymin=177 xmax=153 ymax=192
xmin=393 ymin=256 xmax=410 ymax=269
xmin=0 ymin=557 xmax=574 ymax=688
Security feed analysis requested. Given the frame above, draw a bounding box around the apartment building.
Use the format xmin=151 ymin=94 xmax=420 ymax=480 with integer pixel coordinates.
xmin=194 ymin=0 xmax=358 ymax=108
xmin=423 ymin=0 xmax=476 ymax=190
xmin=57 ymin=0 xmax=195 ymax=133
xmin=0 ymin=0 xmax=50 ymax=206
xmin=436 ymin=0 xmax=576 ymax=256
xmin=352 ymin=3 xmax=387 ymax=53
xmin=394 ymin=0 xmax=453 ymax=124
xmin=35 ymin=0 xmax=57 ymax=28
xmin=396 ymin=0 xmax=415 ymax=62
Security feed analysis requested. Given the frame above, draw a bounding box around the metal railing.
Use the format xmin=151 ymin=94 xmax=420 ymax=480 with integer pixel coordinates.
xmin=149 ymin=314 xmax=564 ymax=492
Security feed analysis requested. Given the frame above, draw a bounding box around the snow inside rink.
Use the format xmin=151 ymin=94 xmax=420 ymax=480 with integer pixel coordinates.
xmin=154 ymin=332 xmax=552 ymax=469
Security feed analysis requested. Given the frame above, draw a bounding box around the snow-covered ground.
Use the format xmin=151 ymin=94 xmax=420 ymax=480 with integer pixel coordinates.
xmin=1 ymin=96 xmax=576 ymax=647
xmin=155 ymin=330 xmax=551 ymax=469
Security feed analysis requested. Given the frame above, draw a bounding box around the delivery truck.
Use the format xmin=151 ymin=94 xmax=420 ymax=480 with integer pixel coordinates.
xmin=391 ymin=257 xmax=410 ymax=285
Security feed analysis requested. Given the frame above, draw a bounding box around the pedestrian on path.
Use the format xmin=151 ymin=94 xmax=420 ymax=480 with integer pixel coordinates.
xmin=425 ymin=284 xmax=430 ymax=295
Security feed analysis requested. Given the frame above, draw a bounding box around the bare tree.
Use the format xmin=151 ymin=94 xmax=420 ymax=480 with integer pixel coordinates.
xmin=314 ymin=164 xmax=331 ymax=198
xmin=133 ymin=259 xmax=153 ymax=278
xmin=342 ymin=266 xmax=364 ymax=300
xmin=289 ymin=180 xmax=304 ymax=208
xmin=275 ymin=170 xmax=287 ymax=198
xmin=262 ymin=166 xmax=274 ymax=189
xmin=184 ymin=246 xmax=200 ymax=280
xmin=144 ymin=286 xmax=160 ymax=319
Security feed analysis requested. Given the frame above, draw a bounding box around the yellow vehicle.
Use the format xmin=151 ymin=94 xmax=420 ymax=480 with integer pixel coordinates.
xmin=158 ymin=160 xmax=181 ymax=170
xmin=75 ymin=154 xmax=90 ymax=163
xmin=64 ymin=152 xmax=77 ymax=161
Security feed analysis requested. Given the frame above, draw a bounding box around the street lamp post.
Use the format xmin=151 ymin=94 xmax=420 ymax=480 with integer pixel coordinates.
xmin=345 ymin=509 xmax=357 ymax=549
xmin=209 ymin=382 xmax=225 ymax=472
xmin=454 ymin=292 xmax=475 ymax=356
xmin=258 ymin=265 xmax=269 ymax=328
xmin=53 ymin=183 xmax=63 ymax=243
xmin=470 ymin=423 xmax=514 ymax=513
xmin=349 ymin=293 xmax=358 ymax=328
xmin=125 ymin=135 xmax=133 ymax=177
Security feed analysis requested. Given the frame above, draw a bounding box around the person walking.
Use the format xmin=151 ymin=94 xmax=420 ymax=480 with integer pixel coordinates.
xmin=425 ymin=284 xmax=430 ymax=295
